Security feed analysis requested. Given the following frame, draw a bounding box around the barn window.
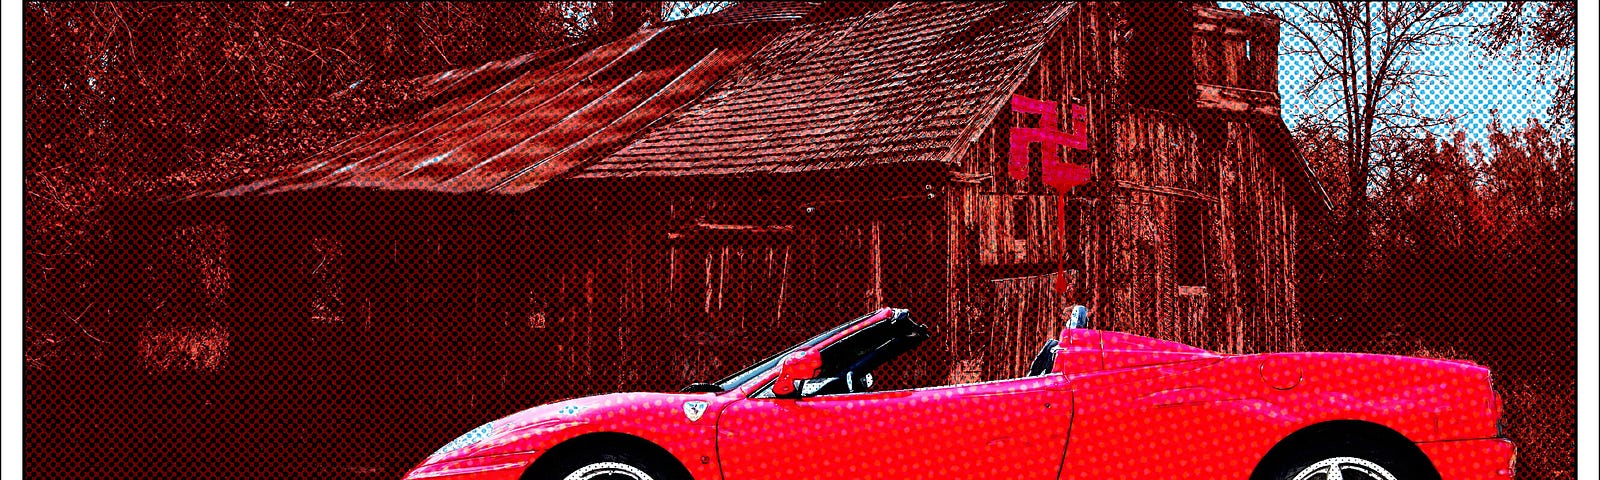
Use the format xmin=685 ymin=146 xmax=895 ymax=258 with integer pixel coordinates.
xmin=1176 ymin=200 xmax=1208 ymax=287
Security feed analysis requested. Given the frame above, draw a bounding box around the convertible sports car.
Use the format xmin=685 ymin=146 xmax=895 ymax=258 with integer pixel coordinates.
xmin=403 ymin=307 xmax=1514 ymax=480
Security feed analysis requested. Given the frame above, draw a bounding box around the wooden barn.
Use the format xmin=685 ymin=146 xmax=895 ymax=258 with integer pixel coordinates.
xmin=127 ymin=1 xmax=1327 ymax=473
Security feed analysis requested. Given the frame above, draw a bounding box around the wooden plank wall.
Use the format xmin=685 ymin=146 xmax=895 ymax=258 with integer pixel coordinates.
xmin=1191 ymin=5 xmax=1284 ymax=117
xmin=1192 ymin=6 xmax=1299 ymax=354
xmin=528 ymin=174 xmax=950 ymax=393
xmin=1107 ymin=109 xmax=1210 ymax=347
xmin=948 ymin=4 xmax=1116 ymax=382
xmin=1208 ymin=120 xmax=1302 ymax=353
xmin=978 ymin=271 xmax=1078 ymax=381
xmin=224 ymin=195 xmax=535 ymax=472
xmin=1191 ymin=5 xmax=1279 ymax=93
xmin=948 ymin=2 xmax=1302 ymax=377
xmin=1105 ymin=3 xmax=1300 ymax=354
xmin=215 ymin=172 xmax=954 ymax=472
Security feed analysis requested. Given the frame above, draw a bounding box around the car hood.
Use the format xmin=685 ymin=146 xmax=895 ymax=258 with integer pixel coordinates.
xmin=421 ymin=391 xmax=716 ymax=465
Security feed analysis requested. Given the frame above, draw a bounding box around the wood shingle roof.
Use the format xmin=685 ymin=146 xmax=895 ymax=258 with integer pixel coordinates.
xmin=205 ymin=2 xmax=1073 ymax=198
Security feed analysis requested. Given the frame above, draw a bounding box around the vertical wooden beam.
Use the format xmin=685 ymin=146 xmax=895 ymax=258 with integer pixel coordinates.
xmin=1254 ymin=16 xmax=1280 ymax=93
xmin=1212 ymin=122 xmax=1244 ymax=354
xmin=869 ymin=219 xmax=884 ymax=308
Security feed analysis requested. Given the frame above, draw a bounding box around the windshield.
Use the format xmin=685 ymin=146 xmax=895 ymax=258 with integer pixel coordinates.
xmin=704 ymin=311 xmax=881 ymax=392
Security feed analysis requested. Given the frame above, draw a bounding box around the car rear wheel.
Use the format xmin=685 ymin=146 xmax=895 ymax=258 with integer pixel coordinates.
xmin=1256 ymin=423 xmax=1441 ymax=480
xmin=1287 ymin=456 xmax=1399 ymax=480
xmin=1270 ymin=445 xmax=1428 ymax=480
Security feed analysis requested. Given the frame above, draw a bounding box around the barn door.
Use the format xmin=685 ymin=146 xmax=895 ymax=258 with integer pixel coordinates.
xmin=1108 ymin=193 xmax=1215 ymax=349
xmin=1172 ymin=199 xmax=1213 ymax=349
xmin=665 ymin=226 xmax=798 ymax=386
xmin=980 ymin=271 xmax=1075 ymax=381
xmin=1108 ymin=194 xmax=1163 ymax=337
xmin=798 ymin=202 xmax=947 ymax=390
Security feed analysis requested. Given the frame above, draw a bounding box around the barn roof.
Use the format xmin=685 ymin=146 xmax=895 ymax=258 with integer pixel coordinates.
xmin=202 ymin=2 xmax=1073 ymax=198
xmin=199 ymin=1 xmax=1327 ymax=215
xmin=576 ymin=3 xmax=1070 ymax=180
xmin=206 ymin=2 xmax=815 ymax=198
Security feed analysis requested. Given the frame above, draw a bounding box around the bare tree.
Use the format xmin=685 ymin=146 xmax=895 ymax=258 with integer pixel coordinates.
xmin=552 ymin=2 xmax=737 ymax=44
xmin=1476 ymin=2 xmax=1576 ymax=137
xmin=1242 ymin=2 xmax=1473 ymax=300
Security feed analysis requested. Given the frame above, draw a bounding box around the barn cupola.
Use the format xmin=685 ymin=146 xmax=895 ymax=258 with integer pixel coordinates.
xmin=1121 ymin=2 xmax=1283 ymax=117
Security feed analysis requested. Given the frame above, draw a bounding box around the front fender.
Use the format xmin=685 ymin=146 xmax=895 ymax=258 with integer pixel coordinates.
xmin=408 ymin=393 xmax=726 ymax=480
xmin=404 ymin=419 xmax=587 ymax=480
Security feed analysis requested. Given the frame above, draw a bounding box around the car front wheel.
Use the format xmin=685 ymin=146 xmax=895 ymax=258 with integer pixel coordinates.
xmin=533 ymin=449 xmax=683 ymax=480
xmin=562 ymin=461 xmax=656 ymax=480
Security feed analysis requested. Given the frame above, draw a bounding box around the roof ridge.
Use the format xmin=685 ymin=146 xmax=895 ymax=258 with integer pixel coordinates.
xmin=581 ymin=2 xmax=1075 ymax=179
xmin=940 ymin=3 xmax=1077 ymax=166
xmin=708 ymin=3 xmax=915 ymax=165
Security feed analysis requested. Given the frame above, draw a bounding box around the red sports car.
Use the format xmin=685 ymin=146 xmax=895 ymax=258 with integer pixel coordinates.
xmin=403 ymin=307 xmax=1514 ymax=480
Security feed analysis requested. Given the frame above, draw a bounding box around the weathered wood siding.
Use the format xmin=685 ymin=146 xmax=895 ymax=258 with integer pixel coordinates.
xmin=1103 ymin=3 xmax=1300 ymax=354
xmin=530 ymin=173 xmax=950 ymax=392
xmin=948 ymin=3 xmax=1117 ymax=381
xmin=1105 ymin=109 xmax=1206 ymax=346
xmin=1207 ymin=121 xmax=1302 ymax=353
xmin=978 ymin=271 xmax=1078 ymax=381
xmin=214 ymin=168 xmax=954 ymax=469
xmin=948 ymin=2 xmax=1302 ymax=380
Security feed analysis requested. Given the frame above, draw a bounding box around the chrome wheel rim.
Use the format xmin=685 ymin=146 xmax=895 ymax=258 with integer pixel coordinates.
xmin=563 ymin=461 xmax=654 ymax=480
xmin=1290 ymin=457 xmax=1399 ymax=480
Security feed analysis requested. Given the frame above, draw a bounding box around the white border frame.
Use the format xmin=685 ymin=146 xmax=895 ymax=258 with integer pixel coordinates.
xmin=1577 ymin=1 xmax=1596 ymax=479
xmin=1 ymin=3 xmax=1593 ymax=480
xmin=7 ymin=2 xmax=25 ymax=479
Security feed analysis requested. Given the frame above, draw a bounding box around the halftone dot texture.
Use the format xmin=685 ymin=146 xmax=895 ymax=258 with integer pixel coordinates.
xmin=1236 ymin=1 xmax=1571 ymax=145
xmin=24 ymin=2 xmax=1572 ymax=480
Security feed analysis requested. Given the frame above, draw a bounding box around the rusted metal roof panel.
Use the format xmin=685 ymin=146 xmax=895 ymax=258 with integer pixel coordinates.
xmin=478 ymin=43 xmax=767 ymax=194
xmin=207 ymin=5 xmax=803 ymax=199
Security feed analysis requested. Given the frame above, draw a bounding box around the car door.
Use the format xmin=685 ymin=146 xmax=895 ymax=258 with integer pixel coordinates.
xmin=716 ymin=374 xmax=1072 ymax=480
xmin=1059 ymin=360 xmax=1243 ymax=480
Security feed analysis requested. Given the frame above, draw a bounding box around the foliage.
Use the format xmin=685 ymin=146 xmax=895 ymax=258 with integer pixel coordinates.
xmin=22 ymin=1 xmax=708 ymax=369
xmin=1297 ymin=117 xmax=1575 ymax=480
xmin=1241 ymin=3 xmax=1477 ymax=330
xmin=1476 ymin=1 xmax=1576 ymax=136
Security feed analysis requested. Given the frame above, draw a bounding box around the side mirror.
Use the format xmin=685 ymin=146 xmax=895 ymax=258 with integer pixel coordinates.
xmin=771 ymin=350 xmax=823 ymax=397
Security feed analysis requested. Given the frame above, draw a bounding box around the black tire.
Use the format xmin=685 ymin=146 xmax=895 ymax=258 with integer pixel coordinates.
xmin=1265 ymin=436 xmax=1434 ymax=480
xmin=528 ymin=448 xmax=684 ymax=480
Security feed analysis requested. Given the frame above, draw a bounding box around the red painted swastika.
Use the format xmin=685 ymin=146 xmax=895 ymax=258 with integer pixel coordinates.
xmin=1009 ymin=95 xmax=1091 ymax=292
xmin=1008 ymin=95 xmax=1090 ymax=193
